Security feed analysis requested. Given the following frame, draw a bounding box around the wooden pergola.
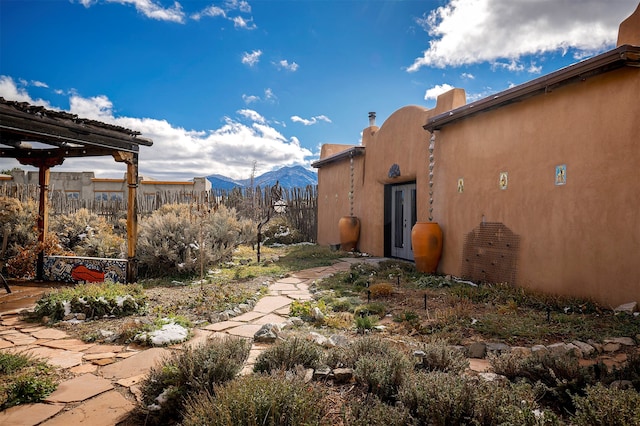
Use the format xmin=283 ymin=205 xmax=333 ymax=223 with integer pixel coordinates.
xmin=0 ymin=97 xmax=153 ymax=283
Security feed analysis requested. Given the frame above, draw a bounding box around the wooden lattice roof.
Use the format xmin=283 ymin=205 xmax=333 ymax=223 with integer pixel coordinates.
xmin=0 ymin=97 xmax=152 ymax=167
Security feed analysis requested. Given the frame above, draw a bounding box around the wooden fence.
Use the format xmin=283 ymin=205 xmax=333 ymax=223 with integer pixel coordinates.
xmin=0 ymin=183 xmax=318 ymax=242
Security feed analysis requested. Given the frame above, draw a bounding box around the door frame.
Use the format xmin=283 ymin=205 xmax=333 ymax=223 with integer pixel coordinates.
xmin=385 ymin=182 xmax=416 ymax=261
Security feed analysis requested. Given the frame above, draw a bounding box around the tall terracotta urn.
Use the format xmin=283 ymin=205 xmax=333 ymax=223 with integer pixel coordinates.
xmin=411 ymin=222 xmax=443 ymax=273
xmin=339 ymin=216 xmax=360 ymax=252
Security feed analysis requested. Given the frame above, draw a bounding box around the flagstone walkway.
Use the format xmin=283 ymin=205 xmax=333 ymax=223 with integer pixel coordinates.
xmin=0 ymin=258 xmax=378 ymax=426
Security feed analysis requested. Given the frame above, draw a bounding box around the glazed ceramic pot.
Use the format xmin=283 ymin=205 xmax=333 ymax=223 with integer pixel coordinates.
xmin=411 ymin=222 xmax=443 ymax=273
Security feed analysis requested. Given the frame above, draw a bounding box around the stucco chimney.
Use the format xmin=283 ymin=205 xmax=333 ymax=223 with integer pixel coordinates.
xmin=368 ymin=112 xmax=376 ymax=126
xmin=617 ymin=3 xmax=640 ymax=47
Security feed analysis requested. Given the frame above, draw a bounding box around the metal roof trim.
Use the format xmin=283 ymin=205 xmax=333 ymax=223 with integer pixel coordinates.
xmin=311 ymin=146 xmax=365 ymax=168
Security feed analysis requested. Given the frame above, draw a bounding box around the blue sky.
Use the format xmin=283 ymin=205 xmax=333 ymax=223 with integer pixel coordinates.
xmin=1 ymin=0 xmax=637 ymax=180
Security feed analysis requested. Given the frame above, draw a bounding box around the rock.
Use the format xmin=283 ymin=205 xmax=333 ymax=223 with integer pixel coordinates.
xmin=486 ymin=342 xmax=510 ymax=355
xmin=602 ymin=342 xmax=621 ymax=353
xmin=478 ymin=372 xmax=507 ymax=383
xmin=63 ymin=313 xmax=75 ymax=321
xmin=224 ymin=309 xmax=236 ymax=318
xmin=468 ymin=342 xmax=487 ymax=358
xmin=572 ymin=341 xmax=596 ymax=357
xmin=254 ymin=323 xmax=279 ymax=343
xmin=531 ymin=345 xmax=548 ymax=354
xmin=587 ymin=340 xmax=603 ymax=353
xmin=218 ymin=312 xmax=229 ymax=321
xmin=613 ymin=302 xmax=637 ymax=314
xmin=373 ymin=325 xmax=386 ymax=332
xmin=547 ymin=343 xmax=571 ymax=355
xmin=238 ymin=303 xmax=251 ymax=313
xmin=313 ymin=366 xmax=331 ymax=380
xmin=75 ymin=313 xmax=87 ymax=321
xmin=288 ymin=317 xmax=305 ymax=327
xmin=303 ymin=368 xmax=314 ymax=383
xmin=312 ymin=307 xmax=325 ymax=322
xmin=328 ymin=334 xmax=349 ymax=347
xmin=605 ymin=337 xmax=636 ymax=346
xmin=309 ymin=332 xmax=329 ymax=347
xmin=610 ymin=380 xmax=634 ymax=390
xmin=333 ymin=368 xmax=354 ymax=384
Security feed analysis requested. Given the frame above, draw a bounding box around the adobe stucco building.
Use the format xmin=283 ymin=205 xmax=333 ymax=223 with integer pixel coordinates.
xmin=313 ymin=5 xmax=640 ymax=307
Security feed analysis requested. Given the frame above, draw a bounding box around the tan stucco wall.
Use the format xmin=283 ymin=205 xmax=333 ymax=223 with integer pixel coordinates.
xmin=316 ymin=90 xmax=467 ymax=254
xmin=432 ymin=67 xmax=639 ymax=307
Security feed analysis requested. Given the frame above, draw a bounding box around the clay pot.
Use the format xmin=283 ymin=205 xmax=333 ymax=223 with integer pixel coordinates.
xmin=411 ymin=222 xmax=443 ymax=273
xmin=338 ymin=216 xmax=360 ymax=252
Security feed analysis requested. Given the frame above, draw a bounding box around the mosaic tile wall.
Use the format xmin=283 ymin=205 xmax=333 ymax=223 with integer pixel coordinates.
xmin=44 ymin=256 xmax=128 ymax=284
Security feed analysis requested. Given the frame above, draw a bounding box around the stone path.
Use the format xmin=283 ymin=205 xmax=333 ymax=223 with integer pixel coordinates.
xmin=0 ymin=258 xmax=375 ymax=426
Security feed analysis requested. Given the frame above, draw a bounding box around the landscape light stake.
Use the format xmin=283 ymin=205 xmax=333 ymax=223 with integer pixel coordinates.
xmin=424 ymin=293 xmax=427 ymax=310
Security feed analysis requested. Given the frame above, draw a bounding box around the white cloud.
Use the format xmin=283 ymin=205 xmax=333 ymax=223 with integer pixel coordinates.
xmin=242 ymin=94 xmax=259 ymax=104
xmin=291 ymin=115 xmax=332 ymax=126
xmin=242 ymin=50 xmax=262 ymax=67
xmin=242 ymin=88 xmax=276 ymax=104
xmin=424 ymin=83 xmax=454 ymax=101
xmin=408 ymin=0 xmax=636 ymax=72
xmin=276 ymin=59 xmax=299 ymax=72
xmin=231 ymin=15 xmax=256 ymax=29
xmin=106 ymin=0 xmax=185 ymax=23
xmin=31 ymin=80 xmax=49 ymax=88
xmin=191 ymin=5 xmax=225 ymax=21
xmin=0 ymin=77 xmax=312 ymax=181
xmin=0 ymin=75 xmax=52 ymax=106
xmin=461 ymin=72 xmax=475 ymax=80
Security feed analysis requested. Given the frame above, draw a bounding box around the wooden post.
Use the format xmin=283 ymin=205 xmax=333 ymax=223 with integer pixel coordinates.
xmin=114 ymin=151 xmax=139 ymax=283
xmin=126 ymin=154 xmax=139 ymax=283
xmin=36 ymin=165 xmax=50 ymax=281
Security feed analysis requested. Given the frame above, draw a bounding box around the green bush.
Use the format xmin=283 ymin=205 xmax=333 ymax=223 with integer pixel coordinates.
xmin=33 ymin=282 xmax=146 ymax=322
xmin=261 ymin=216 xmax=306 ymax=245
xmin=355 ymin=315 xmax=378 ymax=332
xmin=253 ymin=337 xmax=323 ymax=373
xmin=572 ymin=383 xmax=640 ymax=425
xmin=139 ymin=337 xmax=250 ymax=425
xmin=346 ymin=395 xmax=415 ymax=426
xmin=354 ymin=346 xmax=413 ymax=402
xmin=182 ymin=373 xmax=328 ymax=426
xmin=326 ymin=336 xmax=399 ymax=369
xmin=417 ymin=338 xmax=469 ymax=374
xmin=398 ymin=371 xmax=472 ymax=426
xmin=0 ymin=353 xmax=58 ymax=410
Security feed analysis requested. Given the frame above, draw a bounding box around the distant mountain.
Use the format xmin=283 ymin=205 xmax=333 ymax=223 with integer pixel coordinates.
xmin=207 ymin=165 xmax=317 ymax=190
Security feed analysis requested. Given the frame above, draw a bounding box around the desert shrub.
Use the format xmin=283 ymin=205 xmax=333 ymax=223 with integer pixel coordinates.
xmin=6 ymin=233 xmax=71 ymax=278
xmin=353 ymin=345 xmax=413 ymax=402
xmin=355 ymin=314 xmax=378 ymax=332
xmin=261 ymin=215 xmax=306 ymax=245
xmin=289 ymin=299 xmax=328 ymax=322
xmin=137 ymin=204 xmax=255 ymax=277
xmin=324 ymin=312 xmax=354 ymax=329
xmin=182 ymin=373 xmax=328 ymax=426
xmin=417 ymin=338 xmax=469 ymax=374
xmin=0 ymin=197 xmax=37 ymax=258
xmin=33 ymin=282 xmax=146 ymax=322
xmin=571 ymin=383 xmax=640 ymax=425
xmin=0 ymin=352 xmax=58 ymax=410
xmin=253 ymin=337 xmax=323 ymax=373
xmin=326 ymin=336 xmax=400 ymax=369
xmin=489 ymin=350 xmax=597 ymax=413
xmin=368 ymin=283 xmax=393 ymax=298
xmin=470 ymin=379 xmax=562 ymax=426
xmin=49 ymin=208 xmax=124 ymax=257
xmin=353 ymin=302 xmax=386 ymax=317
xmin=398 ymin=371 xmax=473 ymax=426
xmin=139 ymin=337 xmax=250 ymax=425
xmin=346 ymin=395 xmax=415 ymax=426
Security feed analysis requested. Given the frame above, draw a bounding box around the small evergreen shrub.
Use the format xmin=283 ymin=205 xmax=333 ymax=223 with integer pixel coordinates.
xmin=398 ymin=371 xmax=472 ymax=426
xmin=139 ymin=337 xmax=250 ymax=425
xmin=49 ymin=208 xmax=124 ymax=257
xmin=182 ymin=373 xmax=328 ymax=426
xmin=417 ymin=338 xmax=469 ymax=374
xmin=354 ymin=346 xmax=413 ymax=402
xmin=253 ymin=337 xmax=323 ymax=373
xmin=346 ymin=395 xmax=415 ymax=426
xmin=0 ymin=353 xmax=58 ymax=410
xmin=355 ymin=315 xmax=378 ymax=332
xmin=33 ymin=282 xmax=146 ymax=322
xmin=572 ymin=383 xmax=640 ymax=426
